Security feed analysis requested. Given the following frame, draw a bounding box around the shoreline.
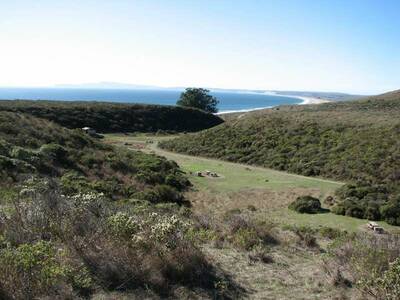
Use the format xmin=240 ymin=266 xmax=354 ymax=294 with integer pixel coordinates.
xmin=294 ymin=95 xmax=331 ymax=105
xmin=216 ymin=93 xmax=330 ymax=115
xmin=216 ymin=106 xmax=273 ymax=115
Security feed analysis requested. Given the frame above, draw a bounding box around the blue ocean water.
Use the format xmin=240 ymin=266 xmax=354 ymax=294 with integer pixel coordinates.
xmin=0 ymin=88 xmax=301 ymax=112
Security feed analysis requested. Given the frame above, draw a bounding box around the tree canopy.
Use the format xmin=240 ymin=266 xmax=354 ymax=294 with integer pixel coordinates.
xmin=176 ymin=88 xmax=219 ymax=113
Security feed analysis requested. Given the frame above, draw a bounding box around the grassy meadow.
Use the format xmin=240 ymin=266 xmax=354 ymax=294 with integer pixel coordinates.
xmin=104 ymin=133 xmax=398 ymax=233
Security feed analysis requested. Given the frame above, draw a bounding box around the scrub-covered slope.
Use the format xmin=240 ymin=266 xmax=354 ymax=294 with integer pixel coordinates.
xmin=0 ymin=100 xmax=223 ymax=133
xmin=0 ymin=110 xmax=189 ymax=200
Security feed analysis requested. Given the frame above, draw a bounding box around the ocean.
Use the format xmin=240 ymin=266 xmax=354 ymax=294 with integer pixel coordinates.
xmin=0 ymin=88 xmax=301 ymax=113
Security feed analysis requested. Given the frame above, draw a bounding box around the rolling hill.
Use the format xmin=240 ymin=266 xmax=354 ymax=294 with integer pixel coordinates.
xmin=160 ymin=90 xmax=400 ymax=224
xmin=0 ymin=100 xmax=223 ymax=133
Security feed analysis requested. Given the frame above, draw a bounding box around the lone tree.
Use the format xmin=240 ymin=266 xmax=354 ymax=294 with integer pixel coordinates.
xmin=177 ymin=88 xmax=219 ymax=113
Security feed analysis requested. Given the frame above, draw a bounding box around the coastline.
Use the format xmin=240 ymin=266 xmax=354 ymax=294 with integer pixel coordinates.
xmin=294 ymin=95 xmax=331 ymax=105
xmin=216 ymin=106 xmax=272 ymax=115
xmin=216 ymin=93 xmax=330 ymax=115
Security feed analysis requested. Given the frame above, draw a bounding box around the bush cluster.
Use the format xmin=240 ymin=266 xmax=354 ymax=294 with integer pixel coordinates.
xmin=289 ymin=196 xmax=322 ymax=214
xmin=332 ymin=184 xmax=400 ymax=225
xmin=0 ymin=186 xmax=234 ymax=299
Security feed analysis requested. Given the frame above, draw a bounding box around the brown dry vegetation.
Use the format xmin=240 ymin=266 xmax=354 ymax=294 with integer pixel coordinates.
xmin=187 ymin=187 xmax=324 ymax=217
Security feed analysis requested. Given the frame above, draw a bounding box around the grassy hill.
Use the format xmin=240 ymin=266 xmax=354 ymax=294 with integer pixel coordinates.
xmin=160 ymin=90 xmax=400 ymax=224
xmin=0 ymin=100 xmax=223 ymax=133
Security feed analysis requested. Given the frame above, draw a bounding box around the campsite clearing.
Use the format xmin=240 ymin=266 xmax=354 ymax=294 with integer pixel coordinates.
xmin=104 ymin=133 xmax=398 ymax=233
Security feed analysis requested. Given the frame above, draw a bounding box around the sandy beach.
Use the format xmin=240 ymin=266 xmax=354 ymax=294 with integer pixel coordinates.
xmin=294 ymin=96 xmax=331 ymax=105
xmin=264 ymin=91 xmax=331 ymax=105
xmin=216 ymin=93 xmax=330 ymax=114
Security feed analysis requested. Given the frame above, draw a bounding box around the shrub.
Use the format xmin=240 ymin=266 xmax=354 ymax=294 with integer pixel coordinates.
xmin=319 ymin=227 xmax=346 ymax=240
xmin=141 ymin=185 xmax=185 ymax=205
xmin=364 ymin=203 xmax=381 ymax=220
xmin=226 ymin=215 xmax=278 ymax=250
xmin=380 ymin=198 xmax=400 ymax=226
xmin=331 ymin=203 xmax=346 ymax=215
xmin=0 ymin=139 xmax=11 ymax=156
xmin=345 ymin=205 xmax=364 ymax=219
xmin=288 ymin=196 xmax=322 ymax=214
xmin=0 ymin=241 xmax=70 ymax=299
xmin=231 ymin=228 xmax=260 ymax=250
xmin=377 ymin=257 xmax=400 ymax=300
xmin=327 ymin=234 xmax=400 ymax=299
xmin=10 ymin=146 xmax=40 ymax=165
xmin=248 ymin=247 xmax=274 ymax=264
xmin=39 ymin=143 xmax=69 ymax=164
xmin=107 ymin=212 xmax=142 ymax=239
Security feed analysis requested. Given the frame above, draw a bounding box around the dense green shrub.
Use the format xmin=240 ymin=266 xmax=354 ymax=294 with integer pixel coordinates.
xmin=289 ymin=196 xmax=322 ymax=214
xmin=345 ymin=205 xmax=364 ymax=219
xmin=331 ymin=203 xmax=345 ymax=215
xmin=39 ymin=143 xmax=68 ymax=161
xmin=380 ymin=198 xmax=400 ymax=226
xmin=364 ymin=203 xmax=381 ymax=220
xmin=10 ymin=146 xmax=40 ymax=165
xmin=332 ymin=184 xmax=400 ymax=224
xmin=141 ymin=184 xmax=185 ymax=205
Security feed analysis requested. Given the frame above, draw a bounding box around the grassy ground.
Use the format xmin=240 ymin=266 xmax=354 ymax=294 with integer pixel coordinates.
xmin=104 ymin=134 xmax=341 ymax=193
xmin=104 ymin=133 xmax=398 ymax=233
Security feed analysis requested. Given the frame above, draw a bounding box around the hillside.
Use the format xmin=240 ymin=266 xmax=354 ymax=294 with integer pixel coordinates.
xmin=0 ymin=110 xmax=191 ymax=200
xmin=160 ymin=90 xmax=400 ymax=224
xmin=0 ymin=111 xmax=244 ymax=299
xmin=0 ymin=100 xmax=223 ymax=133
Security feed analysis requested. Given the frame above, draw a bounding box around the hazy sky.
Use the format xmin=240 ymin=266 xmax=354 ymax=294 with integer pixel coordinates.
xmin=1 ymin=0 xmax=399 ymax=94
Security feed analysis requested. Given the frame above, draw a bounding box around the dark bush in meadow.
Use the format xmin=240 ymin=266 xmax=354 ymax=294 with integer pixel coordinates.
xmin=289 ymin=196 xmax=322 ymax=214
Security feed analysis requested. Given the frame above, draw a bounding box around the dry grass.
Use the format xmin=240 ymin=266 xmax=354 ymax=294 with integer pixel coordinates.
xmin=203 ymin=244 xmax=353 ymax=300
xmin=186 ymin=187 xmax=323 ymax=216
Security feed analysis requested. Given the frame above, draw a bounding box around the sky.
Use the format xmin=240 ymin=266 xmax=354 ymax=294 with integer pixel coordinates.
xmin=0 ymin=0 xmax=399 ymax=94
